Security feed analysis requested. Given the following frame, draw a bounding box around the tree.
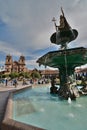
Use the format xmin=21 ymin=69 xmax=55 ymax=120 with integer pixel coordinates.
xmin=19 ymin=72 xmax=30 ymax=78
xmin=31 ymin=70 xmax=41 ymax=79
xmin=9 ymin=72 xmax=19 ymax=79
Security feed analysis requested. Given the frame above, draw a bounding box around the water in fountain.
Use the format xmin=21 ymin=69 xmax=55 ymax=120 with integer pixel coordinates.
xmin=68 ymin=97 xmax=72 ymax=104
xmin=13 ymin=86 xmax=87 ymax=130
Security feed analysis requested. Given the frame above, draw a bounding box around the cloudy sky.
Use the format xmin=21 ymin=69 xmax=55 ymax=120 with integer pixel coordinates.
xmin=0 ymin=0 xmax=87 ymax=70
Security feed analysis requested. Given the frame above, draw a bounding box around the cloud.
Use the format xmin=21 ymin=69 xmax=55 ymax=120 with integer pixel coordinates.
xmin=26 ymin=59 xmax=45 ymax=70
xmin=0 ymin=0 xmax=87 ymax=69
xmin=0 ymin=41 xmax=22 ymax=56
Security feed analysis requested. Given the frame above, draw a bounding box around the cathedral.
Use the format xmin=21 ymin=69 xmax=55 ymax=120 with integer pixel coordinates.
xmin=5 ymin=55 xmax=27 ymax=73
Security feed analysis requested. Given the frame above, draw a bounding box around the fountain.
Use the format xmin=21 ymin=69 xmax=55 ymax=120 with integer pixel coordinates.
xmin=37 ymin=8 xmax=87 ymax=100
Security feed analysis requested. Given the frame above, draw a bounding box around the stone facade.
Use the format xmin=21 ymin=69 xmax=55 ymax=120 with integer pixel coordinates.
xmin=5 ymin=55 xmax=26 ymax=74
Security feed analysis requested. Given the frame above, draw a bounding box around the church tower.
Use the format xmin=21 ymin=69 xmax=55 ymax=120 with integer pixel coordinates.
xmin=18 ymin=55 xmax=26 ymax=72
xmin=5 ymin=55 xmax=13 ymax=72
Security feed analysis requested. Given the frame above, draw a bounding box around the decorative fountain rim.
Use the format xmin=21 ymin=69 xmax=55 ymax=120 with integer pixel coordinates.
xmin=1 ymin=86 xmax=44 ymax=130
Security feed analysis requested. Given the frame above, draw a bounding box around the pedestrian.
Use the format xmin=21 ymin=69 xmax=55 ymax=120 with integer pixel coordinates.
xmin=13 ymin=79 xmax=17 ymax=88
xmin=5 ymin=78 xmax=8 ymax=86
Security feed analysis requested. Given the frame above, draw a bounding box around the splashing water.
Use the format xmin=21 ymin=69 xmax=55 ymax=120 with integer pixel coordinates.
xmin=68 ymin=97 xmax=72 ymax=104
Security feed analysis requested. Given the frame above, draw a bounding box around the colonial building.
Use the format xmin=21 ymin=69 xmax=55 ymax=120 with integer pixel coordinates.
xmin=5 ymin=55 xmax=27 ymax=74
xmin=40 ymin=69 xmax=59 ymax=78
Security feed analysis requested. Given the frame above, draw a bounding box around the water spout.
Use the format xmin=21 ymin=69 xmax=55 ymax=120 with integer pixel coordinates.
xmin=68 ymin=97 xmax=71 ymax=104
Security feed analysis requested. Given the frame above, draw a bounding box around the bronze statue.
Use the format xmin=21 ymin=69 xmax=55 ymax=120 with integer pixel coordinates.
xmin=50 ymin=7 xmax=78 ymax=49
xmin=58 ymin=7 xmax=71 ymax=31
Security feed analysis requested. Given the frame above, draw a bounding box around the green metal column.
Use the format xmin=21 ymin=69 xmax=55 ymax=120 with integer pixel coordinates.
xmin=59 ymin=65 xmax=75 ymax=90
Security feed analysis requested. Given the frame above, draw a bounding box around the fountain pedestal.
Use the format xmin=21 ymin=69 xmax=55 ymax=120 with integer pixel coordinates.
xmin=37 ymin=8 xmax=87 ymax=100
xmin=37 ymin=47 xmax=87 ymax=99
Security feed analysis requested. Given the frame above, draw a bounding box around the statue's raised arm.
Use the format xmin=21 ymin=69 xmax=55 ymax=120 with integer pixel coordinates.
xmin=58 ymin=7 xmax=71 ymax=31
xmin=61 ymin=7 xmax=64 ymax=17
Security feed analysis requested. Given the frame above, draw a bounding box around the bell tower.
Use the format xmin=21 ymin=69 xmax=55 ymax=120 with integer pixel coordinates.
xmin=5 ymin=55 xmax=13 ymax=72
xmin=19 ymin=55 xmax=25 ymax=65
xmin=19 ymin=55 xmax=26 ymax=72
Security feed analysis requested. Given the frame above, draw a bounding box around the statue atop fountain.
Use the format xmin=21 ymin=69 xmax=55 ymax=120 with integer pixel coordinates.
xmin=53 ymin=7 xmax=71 ymax=32
xmin=51 ymin=7 xmax=78 ymax=50
xmin=37 ymin=8 xmax=87 ymax=100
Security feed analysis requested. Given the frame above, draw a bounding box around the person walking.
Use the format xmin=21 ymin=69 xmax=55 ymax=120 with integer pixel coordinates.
xmin=13 ymin=79 xmax=17 ymax=88
xmin=5 ymin=78 xmax=8 ymax=86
